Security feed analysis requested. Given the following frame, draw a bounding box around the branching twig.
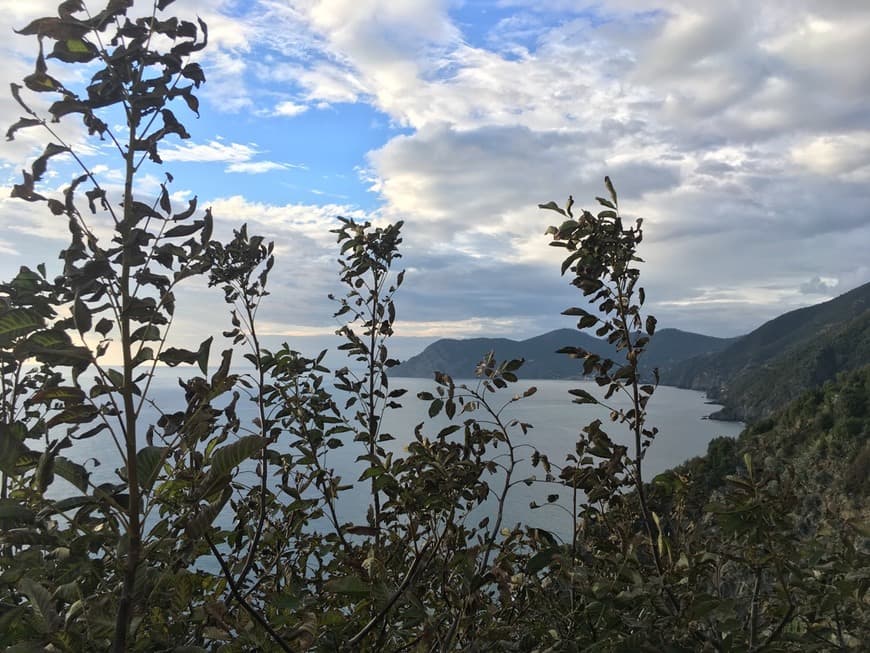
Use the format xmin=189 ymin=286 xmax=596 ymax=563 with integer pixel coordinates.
xmin=205 ymin=533 xmax=294 ymax=653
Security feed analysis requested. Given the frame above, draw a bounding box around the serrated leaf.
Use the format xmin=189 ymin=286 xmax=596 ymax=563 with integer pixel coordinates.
xmin=130 ymin=325 xmax=160 ymax=342
xmin=0 ymin=426 xmax=30 ymax=475
xmin=54 ymin=457 xmax=88 ymax=492
xmin=18 ymin=577 xmax=59 ymax=632
xmin=207 ymin=435 xmax=266 ymax=482
xmin=526 ymin=549 xmax=557 ymax=575
xmin=136 ymin=446 xmax=167 ymax=491
xmin=1 ymin=528 xmax=57 ymax=546
xmin=0 ymin=499 xmax=36 ymax=525
xmin=15 ymin=329 xmax=91 ymax=369
xmin=324 ymin=574 xmax=371 ymax=597
xmin=185 ymin=487 xmax=231 ymax=538
xmin=48 ymin=495 xmax=97 ymax=513
xmin=28 ymin=386 xmax=86 ymax=405
xmin=0 ymin=308 xmax=44 ymax=346
xmin=46 ymin=404 xmax=99 ymax=428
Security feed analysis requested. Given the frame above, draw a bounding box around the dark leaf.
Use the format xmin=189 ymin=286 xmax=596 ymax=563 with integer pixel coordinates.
xmin=18 ymin=577 xmax=59 ymax=631
xmin=538 ymin=201 xmax=566 ymax=216
xmin=72 ymin=296 xmax=92 ymax=332
xmin=136 ymin=446 xmax=167 ymax=491
xmin=46 ymin=405 xmax=99 ymax=428
xmin=186 ymin=486 xmax=231 ymax=538
xmin=569 ymin=388 xmax=597 ymax=405
xmin=31 ymin=143 xmax=70 ymax=182
xmin=181 ymin=62 xmax=205 ymax=86
xmin=0 ymin=308 xmax=45 ymax=346
xmin=526 ymin=549 xmax=556 ymax=574
xmin=324 ymin=575 xmax=371 ymax=597
xmin=0 ymin=426 xmax=30 ymax=475
xmin=164 ymin=221 xmax=203 ymax=238
xmin=6 ymin=117 xmax=42 ymax=140
xmin=54 ymin=456 xmax=89 ymax=492
xmin=0 ymin=499 xmax=36 ymax=525
xmin=15 ymin=16 xmax=89 ymax=39
xmin=604 ymin=176 xmax=618 ymax=207
xmin=95 ymin=317 xmax=113 ymax=336
xmin=207 ymin=435 xmax=266 ymax=482
xmin=48 ymin=37 xmax=99 ymax=63
xmin=28 ymin=386 xmax=86 ymax=405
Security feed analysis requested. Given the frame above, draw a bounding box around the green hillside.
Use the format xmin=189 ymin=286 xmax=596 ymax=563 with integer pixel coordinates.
xmin=670 ymin=364 xmax=870 ymax=522
xmin=664 ymin=282 xmax=870 ymax=421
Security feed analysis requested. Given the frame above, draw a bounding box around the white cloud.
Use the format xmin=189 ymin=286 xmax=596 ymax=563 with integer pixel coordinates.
xmin=161 ymin=140 xmax=261 ymax=163
xmin=0 ymin=239 xmax=19 ymax=255
xmin=159 ymin=140 xmax=304 ymax=175
xmin=799 ymin=276 xmax=839 ymax=295
xmin=226 ymin=161 xmax=294 ymax=174
xmin=791 ymin=132 xmax=870 ymax=179
xmin=273 ymin=100 xmax=309 ymax=117
xmin=391 ymin=316 xmax=537 ymax=338
xmin=3 ymin=0 xmax=870 ymax=342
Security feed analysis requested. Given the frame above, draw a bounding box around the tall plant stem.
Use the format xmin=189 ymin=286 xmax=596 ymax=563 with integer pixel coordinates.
xmin=369 ymin=267 xmax=382 ymax=553
xmin=112 ymin=113 xmax=142 ymax=653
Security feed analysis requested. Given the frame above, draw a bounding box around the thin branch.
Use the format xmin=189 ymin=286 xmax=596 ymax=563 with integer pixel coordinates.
xmin=205 ymin=533 xmax=294 ymax=653
xmin=748 ymin=567 xmax=762 ymax=650
xmin=346 ymin=541 xmax=434 ymax=648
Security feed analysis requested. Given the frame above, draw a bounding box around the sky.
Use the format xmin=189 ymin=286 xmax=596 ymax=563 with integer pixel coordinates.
xmin=1 ymin=0 xmax=869 ymax=365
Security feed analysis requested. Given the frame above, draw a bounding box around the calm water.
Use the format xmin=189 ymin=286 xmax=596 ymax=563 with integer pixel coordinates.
xmin=52 ymin=373 xmax=743 ymax=543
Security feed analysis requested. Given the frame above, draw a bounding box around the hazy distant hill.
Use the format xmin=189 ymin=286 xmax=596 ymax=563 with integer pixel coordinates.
xmin=391 ymin=327 xmax=737 ymax=380
xmin=663 ymin=282 xmax=870 ymax=421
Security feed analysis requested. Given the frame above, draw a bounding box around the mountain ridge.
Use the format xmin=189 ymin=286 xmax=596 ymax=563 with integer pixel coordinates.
xmin=664 ymin=282 xmax=870 ymax=421
xmin=392 ymin=281 xmax=870 ymax=423
xmin=391 ymin=327 xmax=737 ymax=380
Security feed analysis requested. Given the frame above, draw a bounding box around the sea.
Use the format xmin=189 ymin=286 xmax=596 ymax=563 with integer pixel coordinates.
xmin=50 ymin=373 xmax=743 ymax=545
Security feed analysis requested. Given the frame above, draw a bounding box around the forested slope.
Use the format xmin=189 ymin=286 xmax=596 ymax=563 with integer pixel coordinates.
xmin=664 ymin=282 xmax=870 ymax=421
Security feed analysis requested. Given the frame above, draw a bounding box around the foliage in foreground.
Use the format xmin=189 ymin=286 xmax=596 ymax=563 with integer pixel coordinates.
xmin=0 ymin=2 xmax=867 ymax=651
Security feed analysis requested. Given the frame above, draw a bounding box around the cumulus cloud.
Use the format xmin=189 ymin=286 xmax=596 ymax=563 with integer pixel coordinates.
xmin=3 ymin=0 xmax=870 ymax=345
xmin=272 ymin=100 xmax=309 ymax=117
xmin=800 ymin=276 xmax=839 ymax=295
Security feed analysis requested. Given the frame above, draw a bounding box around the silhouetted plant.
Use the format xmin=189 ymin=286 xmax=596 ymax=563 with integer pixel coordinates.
xmin=0 ymin=2 xmax=277 ymax=649
xmin=1 ymin=2 xmax=867 ymax=650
